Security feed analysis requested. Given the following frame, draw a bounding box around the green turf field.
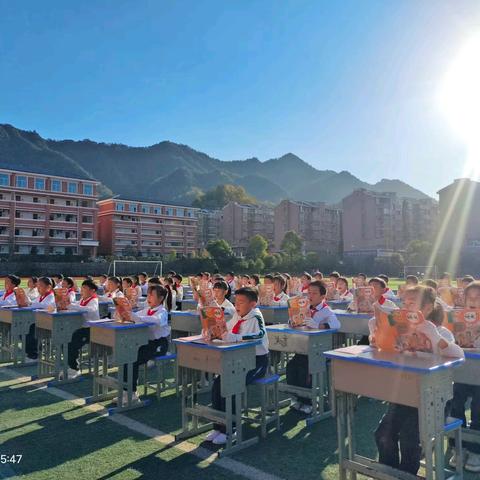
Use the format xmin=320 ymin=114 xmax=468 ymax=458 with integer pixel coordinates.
xmin=0 ymin=363 xmax=475 ymax=480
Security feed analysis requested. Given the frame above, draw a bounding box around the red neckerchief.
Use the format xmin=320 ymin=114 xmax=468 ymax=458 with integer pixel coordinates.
xmin=147 ymin=307 xmax=158 ymax=316
xmin=3 ymin=290 xmax=14 ymax=300
xmin=310 ymin=302 xmax=328 ymax=316
xmin=302 ymin=285 xmax=309 ymax=292
xmin=274 ymin=295 xmax=281 ymax=301
xmin=80 ymin=294 xmax=97 ymax=306
xmin=232 ymin=318 xmax=247 ymax=334
xmin=39 ymin=291 xmax=53 ymax=302
xmin=378 ymin=295 xmax=386 ymax=305
xmin=68 ymin=288 xmax=75 ymax=294
xmin=384 ymin=288 xmax=390 ymax=293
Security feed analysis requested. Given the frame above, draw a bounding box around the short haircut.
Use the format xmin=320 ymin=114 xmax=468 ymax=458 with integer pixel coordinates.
xmin=329 ymin=271 xmax=340 ymax=279
xmin=314 ymin=271 xmax=323 ymax=278
xmin=273 ymin=275 xmax=286 ymax=289
xmin=213 ymin=280 xmax=229 ymax=291
xmin=132 ymin=275 xmax=139 ymax=284
xmin=424 ymin=279 xmax=438 ymax=289
xmin=39 ymin=276 xmax=53 ymax=287
xmin=53 ymin=274 xmax=63 ymax=280
xmin=7 ymin=274 xmax=21 ymax=287
xmin=148 ymin=277 xmax=162 ymax=285
xmin=139 ymin=272 xmax=147 ymax=277
xmin=337 ymin=276 xmax=349 ymax=288
xmin=405 ymin=285 xmax=436 ymax=310
xmin=406 ymin=275 xmax=419 ymax=284
xmin=251 ymin=274 xmax=260 ymax=285
xmin=30 ymin=276 xmax=38 ymax=284
xmin=358 ymin=273 xmax=367 ymax=280
xmin=108 ymin=276 xmax=121 ymax=286
xmin=283 ymin=273 xmax=291 ymax=280
xmin=173 ymin=274 xmax=183 ymax=282
xmin=465 ymin=281 xmax=480 ymax=297
xmin=148 ymin=284 xmax=167 ymax=299
xmin=235 ymin=286 xmax=258 ymax=303
xmin=462 ymin=275 xmax=475 ymax=285
xmin=309 ymin=280 xmax=327 ymax=295
xmin=369 ymin=277 xmax=387 ymax=289
xmin=302 ymin=272 xmax=312 ymax=281
xmin=64 ymin=277 xmax=75 ymax=288
xmin=241 ymin=274 xmax=250 ymax=279
xmin=226 ymin=271 xmax=234 ymax=277
xmin=100 ymin=274 xmax=108 ymax=279
xmin=264 ymin=274 xmax=274 ymax=281
xmin=82 ymin=279 xmax=98 ymax=291
xmin=122 ymin=277 xmax=133 ymax=286
xmin=378 ymin=274 xmax=389 ymax=283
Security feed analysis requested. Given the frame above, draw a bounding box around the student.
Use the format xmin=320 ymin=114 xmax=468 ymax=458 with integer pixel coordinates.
xmin=212 ymin=280 xmax=235 ymax=317
xmin=122 ymin=276 xmax=133 ymax=292
xmin=272 ymin=275 xmax=289 ymax=306
xmin=61 ymin=277 xmax=77 ymax=304
xmin=103 ymin=276 xmax=124 ymax=301
xmin=52 ymin=274 xmax=64 ymax=289
xmin=0 ymin=275 xmax=22 ymax=307
xmin=66 ymin=279 xmax=100 ymax=380
xmin=148 ymin=276 xmax=162 ymax=286
xmin=406 ymin=275 xmax=419 ymax=286
xmin=131 ymin=275 xmax=143 ymax=299
xmin=378 ymin=274 xmax=398 ymax=301
xmin=121 ymin=285 xmax=170 ymax=404
xmin=206 ymin=287 xmax=269 ymax=445
xmin=460 ymin=275 xmax=475 ymax=288
xmin=373 ymin=286 xmax=464 ymax=475
xmin=173 ymin=274 xmax=184 ymax=311
xmin=138 ymin=272 xmax=149 ymax=296
xmin=313 ymin=271 xmax=324 ymax=281
xmin=300 ymin=272 xmax=312 ymax=293
xmin=354 ymin=273 xmax=367 ymax=288
xmin=26 ymin=277 xmax=56 ymax=361
xmin=263 ymin=274 xmax=274 ymax=286
xmin=26 ymin=276 xmax=39 ymax=302
xmin=449 ymin=281 xmax=480 ymax=472
xmin=250 ymin=274 xmax=260 ymax=287
xmin=225 ymin=272 xmax=236 ymax=292
xmin=99 ymin=274 xmax=108 ymax=289
xmin=286 ymin=281 xmax=340 ymax=414
xmin=240 ymin=274 xmax=250 ymax=288
xmin=336 ymin=277 xmax=353 ymax=302
xmin=163 ymin=276 xmax=177 ymax=311
xmin=328 ymin=271 xmax=340 ymax=286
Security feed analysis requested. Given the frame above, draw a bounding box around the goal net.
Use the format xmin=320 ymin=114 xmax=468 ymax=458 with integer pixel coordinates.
xmin=403 ymin=265 xmax=437 ymax=280
xmin=108 ymin=260 xmax=163 ymax=278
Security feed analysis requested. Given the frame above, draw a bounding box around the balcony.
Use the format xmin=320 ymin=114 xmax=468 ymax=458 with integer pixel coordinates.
xmin=79 ymin=240 xmax=99 ymax=247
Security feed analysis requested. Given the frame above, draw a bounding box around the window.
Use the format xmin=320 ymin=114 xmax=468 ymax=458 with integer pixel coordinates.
xmin=166 ymin=208 xmax=174 ymax=216
xmin=15 ymin=211 xmax=20 ymax=218
xmin=35 ymin=178 xmax=45 ymax=190
xmin=176 ymin=208 xmax=184 ymax=217
xmin=33 ymin=213 xmax=39 ymax=220
xmin=83 ymin=184 xmax=93 ymax=196
xmin=142 ymin=206 xmax=148 ymax=214
xmin=116 ymin=203 xmax=124 ymax=212
xmin=49 ymin=198 xmax=55 ymax=204
xmin=15 ymin=195 xmax=21 ymax=201
xmin=81 ymin=231 xmax=93 ymax=239
xmin=33 ymin=197 xmax=39 ymax=203
xmin=82 ymin=215 xmax=93 ymax=223
xmin=154 ymin=208 xmax=160 ymax=214
xmin=16 ymin=176 xmax=27 ymax=188
xmin=51 ymin=179 xmax=61 ymax=192
xmin=0 ymin=173 xmax=9 ymax=186
xmin=130 ymin=204 xmax=137 ymax=213
xmin=66 ymin=200 xmax=72 ymax=206
xmin=68 ymin=182 xmax=77 ymax=193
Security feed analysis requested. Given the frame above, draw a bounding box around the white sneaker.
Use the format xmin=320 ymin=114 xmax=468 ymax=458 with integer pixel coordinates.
xmin=300 ymin=404 xmax=313 ymax=415
xmin=212 ymin=433 xmax=228 ymax=445
xmin=115 ymin=391 xmax=140 ymax=405
xmin=465 ymin=451 xmax=480 ymax=472
xmin=24 ymin=357 xmax=37 ymax=364
xmin=67 ymin=368 xmax=80 ymax=379
xmin=449 ymin=449 xmax=466 ymax=468
xmin=291 ymin=401 xmax=302 ymax=411
xmin=205 ymin=430 xmax=221 ymax=442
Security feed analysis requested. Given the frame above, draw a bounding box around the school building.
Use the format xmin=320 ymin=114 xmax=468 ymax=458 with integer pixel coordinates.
xmin=97 ymin=197 xmax=199 ymax=258
xmin=342 ymin=188 xmax=439 ymax=256
xmin=197 ymin=209 xmax=223 ymax=250
xmin=273 ymin=199 xmax=343 ymax=255
xmin=0 ymin=168 xmax=99 ymax=256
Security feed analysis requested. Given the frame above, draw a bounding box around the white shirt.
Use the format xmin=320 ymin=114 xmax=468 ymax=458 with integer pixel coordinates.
xmin=67 ymin=289 xmax=76 ymax=304
xmin=0 ymin=290 xmax=17 ymax=307
xmin=272 ymin=291 xmax=289 ymax=306
xmin=337 ymin=290 xmax=354 ymax=302
xmin=134 ymin=285 xmax=143 ymax=298
xmin=220 ymin=298 xmax=236 ymax=317
xmin=227 ymin=307 xmax=269 ymax=356
xmin=140 ymin=283 xmax=148 ymax=296
xmin=383 ymin=288 xmax=398 ymax=301
xmin=31 ymin=291 xmax=56 ymax=309
xmin=176 ymin=285 xmax=184 ymax=302
xmin=101 ymin=289 xmax=124 ymax=303
xmin=307 ymin=302 xmax=341 ymax=330
xmin=133 ymin=304 xmax=170 ymax=341
xmin=69 ymin=295 xmax=100 ymax=326
xmin=26 ymin=287 xmax=39 ymax=302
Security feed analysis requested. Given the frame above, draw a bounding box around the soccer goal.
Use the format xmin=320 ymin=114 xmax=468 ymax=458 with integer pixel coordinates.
xmin=403 ymin=265 xmax=437 ymax=280
xmin=108 ymin=260 xmax=163 ymax=278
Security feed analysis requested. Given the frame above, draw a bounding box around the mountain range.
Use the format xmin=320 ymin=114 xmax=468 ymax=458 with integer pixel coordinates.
xmin=0 ymin=124 xmax=430 ymax=206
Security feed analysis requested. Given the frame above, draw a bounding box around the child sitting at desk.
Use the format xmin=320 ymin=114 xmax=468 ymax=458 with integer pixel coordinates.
xmin=0 ymin=275 xmax=22 ymax=307
xmin=212 ymin=280 xmax=236 ymax=317
xmin=336 ymin=277 xmax=353 ymax=302
xmin=378 ymin=274 xmax=398 ymax=301
xmin=61 ymin=277 xmax=77 ymax=304
xmin=121 ymin=284 xmax=170 ymax=404
xmin=65 ymin=279 xmax=100 ymax=380
xmin=449 ymin=280 xmax=480 ymax=472
xmin=272 ymin=275 xmax=289 ymax=306
xmin=372 ymin=286 xmax=464 ymax=475
xmin=102 ymin=276 xmax=124 ymax=301
xmin=138 ymin=272 xmax=149 ymax=296
xmin=300 ymin=272 xmax=312 ymax=294
xmin=52 ymin=274 xmax=63 ymax=289
xmin=173 ymin=274 xmax=183 ymax=311
xmin=26 ymin=276 xmax=39 ymax=302
xmin=286 ymin=280 xmax=340 ymax=415
xmin=206 ymin=286 xmax=269 ymax=445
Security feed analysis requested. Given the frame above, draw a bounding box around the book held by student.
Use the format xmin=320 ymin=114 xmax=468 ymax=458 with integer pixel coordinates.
xmin=113 ymin=297 xmax=134 ymax=323
xmin=354 ymin=286 xmax=376 ymax=314
xmin=258 ymin=284 xmax=274 ymax=306
xmin=14 ymin=287 xmax=30 ymax=308
xmin=54 ymin=288 xmax=71 ymax=311
xmin=200 ymin=306 xmax=227 ymax=341
xmin=446 ymin=308 xmax=480 ymax=348
xmin=287 ymin=295 xmax=311 ymax=328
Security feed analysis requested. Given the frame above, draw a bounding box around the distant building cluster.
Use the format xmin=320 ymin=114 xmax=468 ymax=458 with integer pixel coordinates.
xmin=1 ymin=167 xmax=478 ymax=259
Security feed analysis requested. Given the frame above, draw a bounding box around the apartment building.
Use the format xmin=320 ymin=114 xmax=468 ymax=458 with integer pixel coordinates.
xmin=274 ymin=199 xmax=342 ymax=254
xmin=0 ymin=168 xmax=99 ymax=256
xmin=97 ymin=197 xmax=199 ymax=257
xmin=197 ymin=209 xmax=222 ymax=250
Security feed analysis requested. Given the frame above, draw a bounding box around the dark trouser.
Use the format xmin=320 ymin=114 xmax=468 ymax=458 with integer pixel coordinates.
xmin=176 ymin=301 xmax=182 ymax=311
xmin=212 ymin=354 xmax=269 ymax=433
xmin=375 ymin=403 xmax=421 ymax=475
xmin=123 ymin=337 xmax=168 ymax=392
xmin=67 ymin=328 xmax=90 ymax=370
xmin=25 ymin=323 xmax=38 ymax=359
xmin=448 ymin=382 xmax=480 ymax=453
xmin=286 ymin=353 xmax=311 ymax=405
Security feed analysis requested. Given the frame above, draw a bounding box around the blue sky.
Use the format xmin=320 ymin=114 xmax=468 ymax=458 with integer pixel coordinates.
xmin=1 ymin=0 xmax=479 ymax=196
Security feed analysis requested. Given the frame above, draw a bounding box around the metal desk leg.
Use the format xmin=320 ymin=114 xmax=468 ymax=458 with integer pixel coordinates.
xmin=346 ymin=393 xmax=357 ymax=480
xmin=337 ymin=392 xmax=348 ymax=480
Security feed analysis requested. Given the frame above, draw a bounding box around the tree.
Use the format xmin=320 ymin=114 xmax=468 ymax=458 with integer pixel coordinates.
xmin=405 ymin=240 xmax=433 ymax=266
xmin=206 ymin=239 xmax=234 ymax=268
xmin=192 ymin=184 xmax=257 ymax=209
xmin=246 ymin=235 xmax=268 ymax=261
xmin=280 ymin=231 xmax=303 ymax=259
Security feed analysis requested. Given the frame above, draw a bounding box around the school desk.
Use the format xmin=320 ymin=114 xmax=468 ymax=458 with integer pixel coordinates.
xmin=86 ymin=319 xmax=154 ymax=414
xmin=259 ymin=306 xmax=289 ymax=325
xmin=173 ymin=336 xmax=261 ymax=456
xmin=266 ymin=324 xmax=337 ymax=425
xmin=180 ymin=298 xmax=197 ymax=310
xmin=98 ymin=301 xmax=111 ymax=319
xmin=170 ymin=310 xmax=202 ymax=337
xmin=34 ymin=310 xmax=86 ymax=384
xmin=0 ymin=306 xmax=37 ymax=366
xmin=325 ymin=345 xmax=464 ymax=480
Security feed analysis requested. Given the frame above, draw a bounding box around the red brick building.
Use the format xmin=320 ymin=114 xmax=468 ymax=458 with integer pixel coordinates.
xmin=97 ymin=197 xmax=198 ymax=257
xmin=0 ymin=168 xmax=99 ymax=256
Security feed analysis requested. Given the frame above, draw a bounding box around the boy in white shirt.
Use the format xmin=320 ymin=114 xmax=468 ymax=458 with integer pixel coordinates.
xmin=272 ymin=275 xmax=289 ymax=306
xmin=65 ymin=279 xmax=100 ymax=380
xmin=0 ymin=275 xmax=21 ymax=307
xmin=287 ymin=281 xmax=340 ymax=415
xmin=26 ymin=276 xmax=39 ymax=302
xmin=121 ymin=284 xmax=170 ymax=404
xmin=206 ymin=287 xmax=269 ymax=445
xmin=378 ymin=274 xmax=398 ymax=301
xmin=212 ymin=280 xmax=236 ymax=317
